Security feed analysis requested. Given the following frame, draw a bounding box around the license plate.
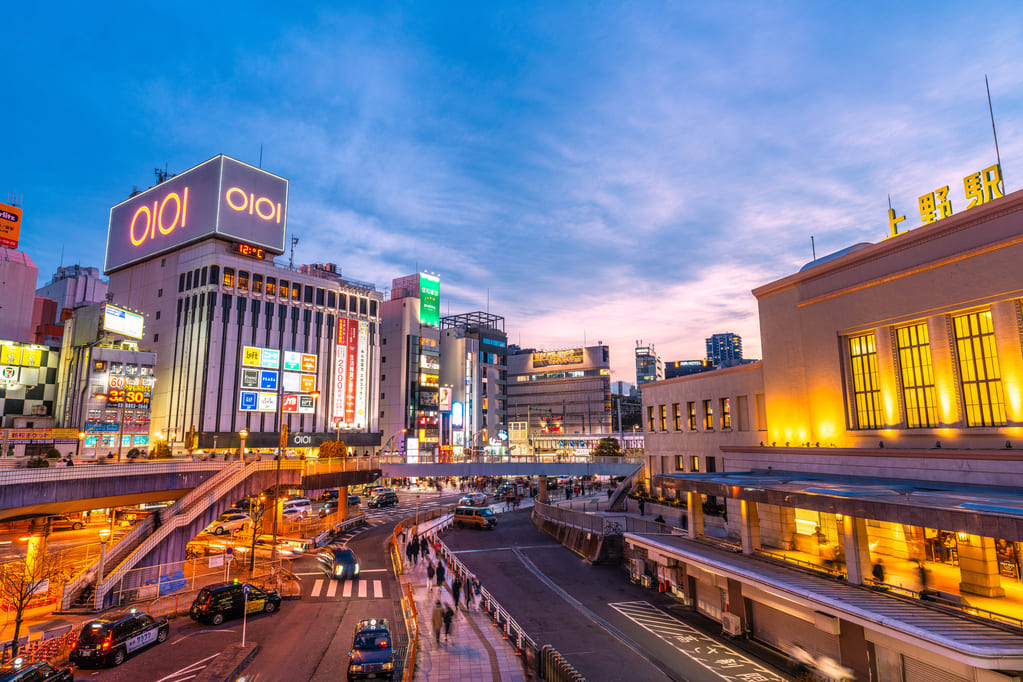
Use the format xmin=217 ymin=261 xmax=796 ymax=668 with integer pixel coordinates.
xmin=367 ymin=675 xmax=377 ymax=679
xmin=80 ymin=651 xmax=91 ymax=656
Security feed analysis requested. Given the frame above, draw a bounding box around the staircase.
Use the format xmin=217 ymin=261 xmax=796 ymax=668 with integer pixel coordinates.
xmin=606 ymin=465 xmax=642 ymax=512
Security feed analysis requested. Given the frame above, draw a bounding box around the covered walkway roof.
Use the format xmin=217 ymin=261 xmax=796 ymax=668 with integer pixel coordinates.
xmin=654 ymin=470 xmax=1023 ymax=541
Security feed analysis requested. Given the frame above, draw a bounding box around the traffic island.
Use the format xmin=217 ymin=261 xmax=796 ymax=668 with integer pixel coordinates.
xmin=193 ymin=641 xmax=259 ymax=681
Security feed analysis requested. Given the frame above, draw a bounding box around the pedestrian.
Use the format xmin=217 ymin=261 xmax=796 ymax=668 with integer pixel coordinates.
xmin=421 ymin=538 xmax=430 ymax=561
xmin=872 ymin=558 xmax=885 ymax=584
xmin=451 ymin=575 xmax=462 ymax=610
xmin=436 ymin=561 xmax=446 ymax=587
xmin=607 ymin=489 xmax=613 ymax=501
xmin=916 ymin=560 xmax=928 ymax=590
xmin=463 ymin=574 xmax=474 ymax=609
xmin=431 ymin=600 xmax=444 ymax=644
xmin=442 ymin=603 xmax=455 ymax=641
xmin=427 ymin=561 xmax=436 ymax=592
xmin=638 ymin=497 xmax=645 ymax=516
xmin=410 ymin=537 xmax=420 ymax=565
xmin=66 ymin=455 xmax=74 ymax=467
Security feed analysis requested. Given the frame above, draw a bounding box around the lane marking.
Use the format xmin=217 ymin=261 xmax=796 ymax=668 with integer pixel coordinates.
xmin=373 ymin=579 xmax=383 ymax=598
xmin=358 ymin=580 xmax=367 ymax=598
xmin=359 ymin=568 xmax=388 ymax=573
xmin=343 ymin=581 xmax=353 ymax=598
xmin=327 ymin=580 xmax=338 ymax=598
xmin=155 ymin=653 xmax=221 ymax=682
xmin=310 ymin=579 xmax=323 ymax=597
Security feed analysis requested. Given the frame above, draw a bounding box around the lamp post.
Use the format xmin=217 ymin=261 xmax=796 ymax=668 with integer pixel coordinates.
xmin=77 ymin=431 xmax=85 ymax=460
xmin=95 ymin=527 xmax=112 ymax=603
xmin=239 ymin=429 xmax=248 ymax=462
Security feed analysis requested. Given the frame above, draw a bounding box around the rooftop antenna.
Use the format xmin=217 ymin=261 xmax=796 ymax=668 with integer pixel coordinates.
xmin=59 ymin=245 xmax=64 ymax=268
xmin=289 ymin=236 xmax=299 ymax=271
xmin=259 ymin=144 xmax=263 ymax=169
xmin=986 ymin=75 xmax=1004 ymax=188
xmin=487 ymin=288 xmax=490 ymax=313
xmin=811 ymin=235 xmax=816 ymax=261
xmin=154 ymin=164 xmax=171 ymax=185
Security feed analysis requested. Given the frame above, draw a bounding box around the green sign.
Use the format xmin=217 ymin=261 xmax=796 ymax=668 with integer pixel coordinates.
xmin=419 ymin=273 xmax=440 ymax=327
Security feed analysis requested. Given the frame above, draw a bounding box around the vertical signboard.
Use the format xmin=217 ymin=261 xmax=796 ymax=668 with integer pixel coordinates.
xmin=344 ymin=320 xmax=358 ymax=423
xmin=0 ymin=203 xmax=23 ymax=249
xmin=419 ymin=273 xmax=440 ymax=327
xmin=354 ymin=321 xmax=369 ymax=428
xmin=333 ymin=318 xmax=350 ymax=425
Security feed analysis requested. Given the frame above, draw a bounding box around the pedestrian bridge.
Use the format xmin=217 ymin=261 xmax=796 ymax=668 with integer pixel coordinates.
xmin=377 ymin=458 xmax=640 ymax=479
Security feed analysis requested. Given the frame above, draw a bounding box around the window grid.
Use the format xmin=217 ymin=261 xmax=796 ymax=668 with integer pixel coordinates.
xmin=849 ymin=333 xmax=882 ymax=429
xmin=659 ymin=405 xmax=667 ymax=432
xmin=702 ymin=400 xmax=713 ymax=430
xmin=896 ymin=324 xmax=938 ymax=428
xmin=720 ymin=398 xmax=731 ymax=429
xmin=687 ymin=402 xmax=697 ymax=431
xmin=954 ymin=311 xmax=1006 ymax=427
xmin=647 ymin=406 xmax=655 ymax=432
xmin=672 ymin=403 xmax=681 ymax=431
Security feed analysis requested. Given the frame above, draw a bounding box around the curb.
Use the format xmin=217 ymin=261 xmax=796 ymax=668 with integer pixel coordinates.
xmin=194 ymin=641 xmax=260 ymax=681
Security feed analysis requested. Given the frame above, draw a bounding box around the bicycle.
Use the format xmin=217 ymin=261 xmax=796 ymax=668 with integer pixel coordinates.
xmin=603 ymin=521 xmax=624 ymax=535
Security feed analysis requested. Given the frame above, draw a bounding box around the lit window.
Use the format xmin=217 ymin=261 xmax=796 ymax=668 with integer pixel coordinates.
xmin=672 ymin=403 xmax=681 ymax=431
xmin=896 ymin=323 xmax=937 ymax=428
xmin=659 ymin=405 xmax=667 ymax=431
xmin=690 ymin=455 xmax=700 ymax=472
xmin=687 ymin=401 xmax=697 ymax=431
xmin=849 ymin=333 xmax=882 ymax=429
xmin=238 ymin=271 xmax=249 ymax=291
xmin=222 ymin=268 xmax=235 ymax=288
xmin=647 ymin=406 xmax=655 ymax=432
xmin=954 ymin=311 xmax=1006 ymax=427
xmin=253 ymin=274 xmax=263 ymax=294
xmin=266 ymin=277 xmax=276 ymax=296
xmin=703 ymin=400 xmax=713 ymax=430
xmin=720 ymin=398 xmax=731 ymax=429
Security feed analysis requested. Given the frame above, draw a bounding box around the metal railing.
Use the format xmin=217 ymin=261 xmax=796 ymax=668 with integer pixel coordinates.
xmin=0 ymin=459 xmax=228 ymax=487
xmin=302 ymin=457 xmax=381 ymax=476
xmin=532 ymin=501 xmax=682 ymax=537
xmin=93 ymin=460 xmax=302 ymax=609
xmin=539 ymin=645 xmax=587 ymax=682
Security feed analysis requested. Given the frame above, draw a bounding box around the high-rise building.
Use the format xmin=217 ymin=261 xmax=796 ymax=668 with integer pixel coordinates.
xmin=379 ymin=272 xmax=442 ymax=460
xmin=439 ymin=311 xmax=507 ymax=457
xmin=634 ymin=342 xmax=663 ymax=387
xmin=705 ymin=332 xmax=742 ymax=367
xmin=506 ymin=345 xmax=611 ymax=444
xmin=664 ymin=359 xmax=714 ymax=379
xmin=104 ymin=154 xmax=382 ymax=456
xmin=0 ymin=248 xmax=40 ymax=343
xmin=36 ymin=265 xmax=109 ymax=324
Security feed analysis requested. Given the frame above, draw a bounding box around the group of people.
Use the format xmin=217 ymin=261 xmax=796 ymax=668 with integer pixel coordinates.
xmin=404 ymin=526 xmax=482 ymax=645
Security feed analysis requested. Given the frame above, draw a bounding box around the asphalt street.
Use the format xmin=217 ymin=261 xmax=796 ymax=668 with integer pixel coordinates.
xmin=442 ymin=509 xmax=792 ymax=682
xmin=71 ymin=489 xmax=464 ymax=681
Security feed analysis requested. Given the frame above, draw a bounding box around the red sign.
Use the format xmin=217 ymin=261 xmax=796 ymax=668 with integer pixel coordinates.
xmin=282 ymin=394 xmax=299 ymax=413
xmin=345 ymin=321 xmax=358 ymax=422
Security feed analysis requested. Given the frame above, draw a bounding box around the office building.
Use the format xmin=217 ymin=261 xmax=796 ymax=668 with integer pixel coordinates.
xmin=506 ymin=345 xmax=612 ymax=446
xmin=439 ymin=311 xmax=507 ymax=457
xmin=104 ymin=154 xmax=382 ymax=455
xmin=705 ymin=332 xmax=742 ymax=367
xmin=638 ymin=170 xmax=1023 ymax=680
xmin=634 ymin=342 xmax=663 ymax=387
xmin=36 ymin=265 xmax=109 ymax=324
xmin=379 ymin=272 xmax=441 ymax=460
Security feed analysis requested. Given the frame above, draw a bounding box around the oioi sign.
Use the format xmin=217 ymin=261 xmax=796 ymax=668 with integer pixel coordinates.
xmin=105 ymin=155 xmax=289 ymax=274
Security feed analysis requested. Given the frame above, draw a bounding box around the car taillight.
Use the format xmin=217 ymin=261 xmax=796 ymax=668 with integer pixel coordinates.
xmin=101 ymin=637 xmax=112 ymax=650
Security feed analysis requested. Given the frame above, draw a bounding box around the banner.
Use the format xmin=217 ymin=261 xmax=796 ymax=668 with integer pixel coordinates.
xmin=344 ymin=320 xmax=358 ymax=422
xmin=354 ymin=321 xmax=369 ymax=428
xmin=333 ymin=319 xmax=350 ymax=424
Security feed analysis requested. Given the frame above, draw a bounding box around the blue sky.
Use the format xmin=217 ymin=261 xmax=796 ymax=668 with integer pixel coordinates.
xmin=4 ymin=3 xmax=1022 ymax=382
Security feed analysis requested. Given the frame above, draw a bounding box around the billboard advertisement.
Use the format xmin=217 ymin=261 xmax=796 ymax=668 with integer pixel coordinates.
xmin=103 ymin=304 xmax=144 ymax=340
xmin=344 ymin=320 xmax=358 ymax=422
xmin=333 ymin=318 xmax=349 ymax=425
xmin=532 ymin=348 xmax=584 ymax=368
xmin=419 ymin=273 xmax=440 ymax=327
xmin=439 ymin=386 xmax=452 ymax=412
xmin=0 ymin=203 xmax=22 ymax=249
xmin=105 ymin=155 xmax=288 ymax=274
xmin=354 ymin=321 xmax=369 ymax=428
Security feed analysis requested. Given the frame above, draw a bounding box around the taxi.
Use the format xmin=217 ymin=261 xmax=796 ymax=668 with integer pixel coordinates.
xmin=458 ymin=492 xmax=488 ymax=506
xmin=71 ymin=612 xmax=169 ymax=667
xmin=189 ymin=582 xmax=281 ymax=625
xmin=347 ymin=618 xmax=395 ymax=681
xmin=0 ymin=660 xmax=73 ymax=681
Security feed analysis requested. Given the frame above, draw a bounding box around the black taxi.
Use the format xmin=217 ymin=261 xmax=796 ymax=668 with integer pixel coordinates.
xmin=347 ymin=618 xmax=395 ymax=681
xmin=189 ymin=582 xmax=281 ymax=625
xmin=71 ymin=612 xmax=169 ymax=667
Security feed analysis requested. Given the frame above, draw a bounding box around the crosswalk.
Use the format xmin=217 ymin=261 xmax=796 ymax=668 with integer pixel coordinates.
xmin=307 ymin=578 xmax=387 ymax=600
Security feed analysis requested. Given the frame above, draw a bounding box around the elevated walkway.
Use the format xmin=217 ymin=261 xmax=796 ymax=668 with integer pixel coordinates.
xmin=381 ymin=458 xmax=640 ymax=479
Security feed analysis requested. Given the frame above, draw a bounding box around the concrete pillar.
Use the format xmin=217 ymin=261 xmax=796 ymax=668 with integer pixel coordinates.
xmin=959 ymin=535 xmax=1005 ymax=597
xmin=926 ymin=315 xmax=961 ymax=426
xmin=538 ymin=476 xmax=549 ymax=504
xmin=991 ymin=300 xmax=1023 ymax=423
xmin=739 ymin=500 xmax=761 ymax=554
xmin=25 ymin=517 xmax=49 ymax=577
xmin=687 ymin=492 xmax=703 ymax=540
xmin=873 ymin=327 xmax=902 ymax=428
xmin=842 ymin=516 xmax=872 ymax=585
xmin=339 ymin=486 xmax=349 ymax=521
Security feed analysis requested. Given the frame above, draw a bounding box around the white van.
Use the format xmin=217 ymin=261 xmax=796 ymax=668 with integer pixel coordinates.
xmin=281 ymin=498 xmax=312 ymax=519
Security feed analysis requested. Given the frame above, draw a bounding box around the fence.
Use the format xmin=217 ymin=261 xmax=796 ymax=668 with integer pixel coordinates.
xmin=539 ymin=644 xmax=587 ymax=682
xmin=301 ymin=456 xmax=381 ymax=476
xmin=532 ymin=501 xmax=682 ymax=537
xmin=0 ymin=459 xmax=229 ymax=486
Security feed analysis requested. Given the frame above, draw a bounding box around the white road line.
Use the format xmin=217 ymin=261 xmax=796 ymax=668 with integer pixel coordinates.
xmin=358 ymin=580 xmax=367 ymax=598
xmin=360 ymin=568 xmax=388 ymax=573
xmin=295 ymin=572 xmax=323 ymax=576
xmin=327 ymin=580 xmax=338 ymax=597
xmin=155 ymin=653 xmax=221 ymax=682
xmin=343 ymin=581 xmax=353 ymax=598
xmin=373 ymin=579 xmax=383 ymax=597
xmin=310 ymin=579 xmax=323 ymax=597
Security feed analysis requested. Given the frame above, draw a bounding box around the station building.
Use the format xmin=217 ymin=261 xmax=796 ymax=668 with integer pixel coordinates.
xmin=104 ymin=155 xmax=382 ymax=455
xmin=638 ymin=177 xmax=1023 ymax=680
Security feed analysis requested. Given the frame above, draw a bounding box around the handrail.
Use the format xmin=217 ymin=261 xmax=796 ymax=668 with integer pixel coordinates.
xmin=94 ymin=461 xmax=301 ymax=609
xmin=607 ymin=465 xmax=641 ymax=511
xmin=0 ymin=460 xmax=228 ymax=487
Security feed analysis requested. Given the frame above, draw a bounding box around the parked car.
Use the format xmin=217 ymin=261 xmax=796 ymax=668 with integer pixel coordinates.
xmin=71 ymin=613 xmax=169 ymax=667
xmin=453 ymin=505 xmax=497 ymax=530
xmin=347 ymin=618 xmax=395 ymax=681
xmin=49 ymin=514 xmax=85 ymax=531
xmin=281 ymin=498 xmax=313 ymax=519
xmin=189 ymin=582 xmax=281 ymax=625
xmin=204 ymin=512 xmax=250 ymax=535
xmin=0 ymin=660 xmax=73 ymax=681
xmin=458 ymin=493 xmax=488 ymax=507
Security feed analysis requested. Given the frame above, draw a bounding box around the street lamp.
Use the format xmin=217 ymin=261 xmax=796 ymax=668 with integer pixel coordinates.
xmin=77 ymin=431 xmax=85 ymax=460
xmin=239 ymin=429 xmax=249 ymax=462
xmin=95 ymin=527 xmax=112 ymax=603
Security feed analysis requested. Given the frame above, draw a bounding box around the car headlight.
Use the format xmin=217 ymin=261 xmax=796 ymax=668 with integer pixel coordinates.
xmin=350 ymin=664 xmax=363 ymax=672
xmin=354 ymin=563 xmax=360 ymax=574
xmin=335 ymin=566 xmax=342 ymax=576
xmin=382 ymin=662 xmax=393 ymax=670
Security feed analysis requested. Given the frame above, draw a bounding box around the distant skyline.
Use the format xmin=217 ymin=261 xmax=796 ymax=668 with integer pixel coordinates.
xmin=4 ymin=3 xmax=1022 ymax=382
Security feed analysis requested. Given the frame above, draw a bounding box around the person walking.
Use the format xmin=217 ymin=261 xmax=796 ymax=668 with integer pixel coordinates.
xmin=451 ymin=575 xmax=462 ymax=610
xmin=421 ymin=538 xmax=430 ymax=561
xmin=431 ymin=601 xmax=444 ymax=644
xmin=410 ymin=537 xmax=420 ymax=565
xmin=638 ymin=497 xmax=646 ymax=516
xmin=442 ymin=603 xmax=455 ymax=641
xmin=463 ymin=574 xmax=474 ymax=609
xmin=426 ymin=561 xmax=436 ymax=594
xmin=436 ymin=560 xmax=446 ymax=588
xmin=872 ymin=558 xmax=885 ymax=584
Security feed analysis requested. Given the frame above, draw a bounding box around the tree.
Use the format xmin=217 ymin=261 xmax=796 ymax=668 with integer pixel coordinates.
xmin=151 ymin=441 xmax=172 ymax=459
xmin=126 ymin=447 xmax=141 ymax=460
xmin=45 ymin=448 xmax=62 ymax=460
xmin=318 ymin=440 xmax=346 ymax=458
xmin=0 ymin=550 xmax=66 ymax=657
xmin=591 ymin=437 xmax=622 ymax=458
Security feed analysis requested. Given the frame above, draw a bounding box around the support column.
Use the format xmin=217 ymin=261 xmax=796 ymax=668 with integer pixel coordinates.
xmin=687 ymin=492 xmax=704 ymax=540
xmin=538 ymin=476 xmax=549 ymax=504
xmin=873 ymin=327 xmax=902 ymax=428
xmin=25 ymin=517 xmax=49 ymax=577
xmin=739 ymin=500 xmax=761 ymax=554
xmin=926 ymin=315 xmax=961 ymax=426
xmin=339 ymin=486 xmax=349 ymax=521
xmin=991 ymin=300 xmax=1023 ymax=423
xmin=959 ymin=535 xmax=1005 ymax=597
xmin=842 ymin=516 xmax=872 ymax=585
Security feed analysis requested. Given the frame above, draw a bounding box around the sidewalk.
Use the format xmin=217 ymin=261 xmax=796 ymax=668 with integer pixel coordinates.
xmin=400 ymin=517 xmax=527 ymax=682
